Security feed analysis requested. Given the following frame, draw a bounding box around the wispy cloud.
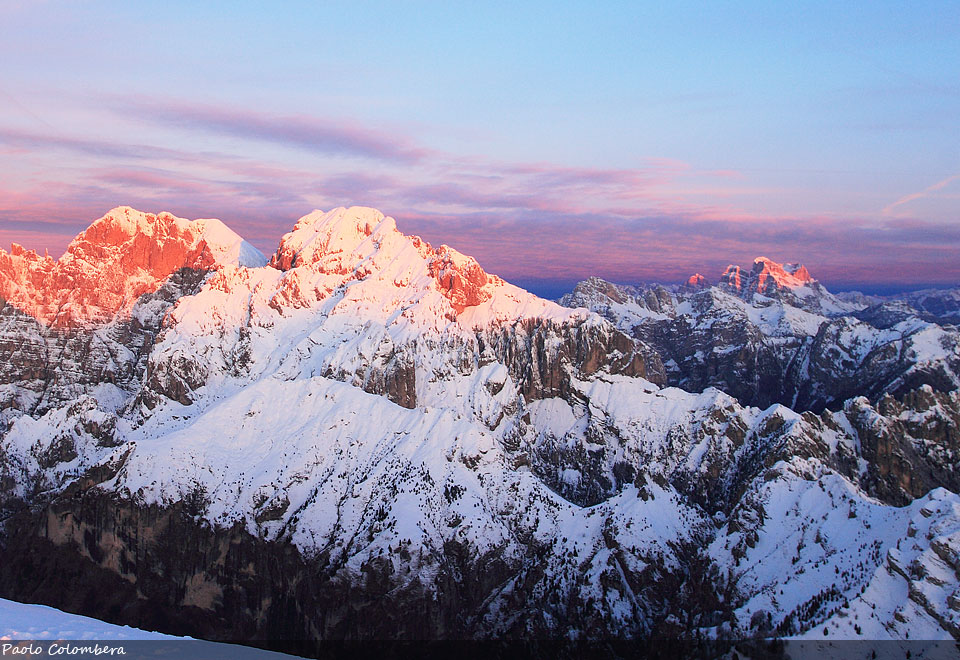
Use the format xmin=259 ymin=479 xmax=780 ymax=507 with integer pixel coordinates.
xmin=114 ymin=98 xmax=431 ymax=163
xmin=2 ymin=96 xmax=957 ymax=292
xmin=0 ymin=127 xmax=194 ymax=162
xmin=882 ymin=173 xmax=960 ymax=216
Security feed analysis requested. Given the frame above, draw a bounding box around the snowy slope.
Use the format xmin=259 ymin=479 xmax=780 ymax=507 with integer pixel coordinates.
xmin=0 ymin=206 xmax=958 ymax=644
xmin=0 ymin=599 xmax=180 ymax=640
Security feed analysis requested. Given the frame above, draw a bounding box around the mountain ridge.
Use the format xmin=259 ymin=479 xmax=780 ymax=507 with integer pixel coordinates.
xmin=0 ymin=205 xmax=958 ymax=646
xmin=0 ymin=206 xmax=266 ymax=328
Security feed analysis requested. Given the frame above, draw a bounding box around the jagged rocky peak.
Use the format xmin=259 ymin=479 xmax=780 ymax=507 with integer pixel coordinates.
xmin=562 ymin=276 xmax=629 ymax=305
xmin=713 ymin=255 xmax=859 ymax=315
xmin=557 ymin=277 xmax=678 ymax=328
xmin=0 ymin=206 xmax=265 ymax=327
xmin=682 ymin=273 xmax=709 ymax=290
xmin=70 ymin=206 xmax=265 ymax=271
xmin=752 ymin=256 xmax=813 ymax=290
xmin=719 ymin=256 xmax=814 ymax=296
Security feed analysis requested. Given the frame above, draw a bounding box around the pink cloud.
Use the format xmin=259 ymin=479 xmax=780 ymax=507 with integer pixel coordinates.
xmin=0 ymin=97 xmax=956 ymax=292
xmin=115 ymin=98 xmax=431 ymax=163
xmin=882 ymin=173 xmax=960 ymax=216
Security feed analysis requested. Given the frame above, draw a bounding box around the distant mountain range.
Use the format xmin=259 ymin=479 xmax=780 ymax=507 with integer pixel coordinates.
xmin=0 ymin=206 xmax=957 ymax=649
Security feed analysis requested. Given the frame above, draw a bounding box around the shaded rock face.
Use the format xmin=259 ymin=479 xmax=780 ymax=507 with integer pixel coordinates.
xmin=847 ymin=389 xmax=960 ymax=506
xmin=319 ymin=342 xmax=418 ymax=410
xmin=326 ymin=318 xmax=659 ymax=412
xmin=564 ymin=278 xmax=960 ymax=414
xmin=895 ymin=288 xmax=960 ymax=325
xmin=0 ymin=393 xmax=125 ymax=519
xmin=477 ymin=318 xmax=663 ymax=407
xmin=854 ymin=301 xmax=921 ymax=330
xmin=0 ymin=489 xmax=478 ymax=647
xmin=789 ymin=318 xmax=959 ymax=410
xmin=636 ymin=300 xmax=794 ymax=409
xmin=0 ymin=268 xmax=209 ymax=416
xmin=561 ymin=277 xmax=676 ymax=317
xmin=645 ymin=307 xmax=959 ymax=413
xmin=0 ymin=476 xmax=693 ymax=648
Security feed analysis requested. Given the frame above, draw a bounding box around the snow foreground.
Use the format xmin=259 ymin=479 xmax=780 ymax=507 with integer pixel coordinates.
xmin=0 ymin=599 xmax=310 ymax=659
xmin=0 ymin=206 xmax=958 ymax=647
xmin=0 ymin=598 xmax=179 ymax=640
xmin=0 ymin=600 xmax=955 ymax=660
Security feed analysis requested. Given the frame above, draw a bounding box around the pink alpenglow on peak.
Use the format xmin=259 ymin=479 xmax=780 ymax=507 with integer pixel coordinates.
xmin=0 ymin=206 xmax=266 ymax=327
xmin=2 ymin=205 xmax=572 ymax=336
xmin=714 ymin=255 xmax=859 ymax=315
xmin=719 ymin=257 xmax=816 ymax=296
xmin=751 ymin=256 xmax=814 ymax=291
xmin=427 ymin=246 xmax=493 ymax=313
xmin=268 ymin=206 xmax=505 ymax=316
xmin=684 ymin=273 xmax=709 ymax=290
xmin=719 ymin=264 xmax=743 ymax=291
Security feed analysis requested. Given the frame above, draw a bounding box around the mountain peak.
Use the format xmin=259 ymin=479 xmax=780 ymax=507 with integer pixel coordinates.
xmin=0 ymin=207 xmax=265 ymax=327
xmin=266 ymin=206 xmax=504 ymax=315
xmin=684 ymin=273 xmax=709 ymax=290
xmin=712 ymin=256 xmax=862 ymax=314
xmin=75 ymin=206 xmax=266 ymax=270
xmin=83 ymin=206 xmax=182 ymax=239
xmin=751 ymin=256 xmax=813 ymax=290
xmin=270 ymin=206 xmax=394 ymax=271
xmin=720 ymin=257 xmax=816 ymax=298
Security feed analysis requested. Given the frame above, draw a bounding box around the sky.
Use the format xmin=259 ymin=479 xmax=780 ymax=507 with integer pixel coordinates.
xmin=0 ymin=1 xmax=957 ymax=296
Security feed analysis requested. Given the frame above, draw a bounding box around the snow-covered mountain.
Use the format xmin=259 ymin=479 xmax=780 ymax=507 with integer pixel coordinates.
xmin=561 ymin=265 xmax=960 ymax=414
xmin=0 ymin=207 xmax=266 ymax=418
xmin=717 ymin=257 xmax=857 ymax=316
xmin=1 ymin=207 xmax=958 ymax=649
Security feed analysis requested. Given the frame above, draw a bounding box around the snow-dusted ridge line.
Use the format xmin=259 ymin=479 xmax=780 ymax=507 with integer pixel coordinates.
xmin=76 ymin=205 xmax=268 ymax=270
xmin=135 ymin=204 xmax=644 ymax=414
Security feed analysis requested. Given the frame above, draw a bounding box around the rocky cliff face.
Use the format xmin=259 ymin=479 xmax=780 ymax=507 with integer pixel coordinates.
xmin=0 ymin=208 xmax=265 ymax=419
xmin=894 ymin=288 xmax=960 ymax=325
xmin=1 ymin=208 xmax=959 ymax=648
xmin=561 ymin=270 xmax=960 ymax=413
xmin=0 ymin=207 xmax=264 ymax=328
